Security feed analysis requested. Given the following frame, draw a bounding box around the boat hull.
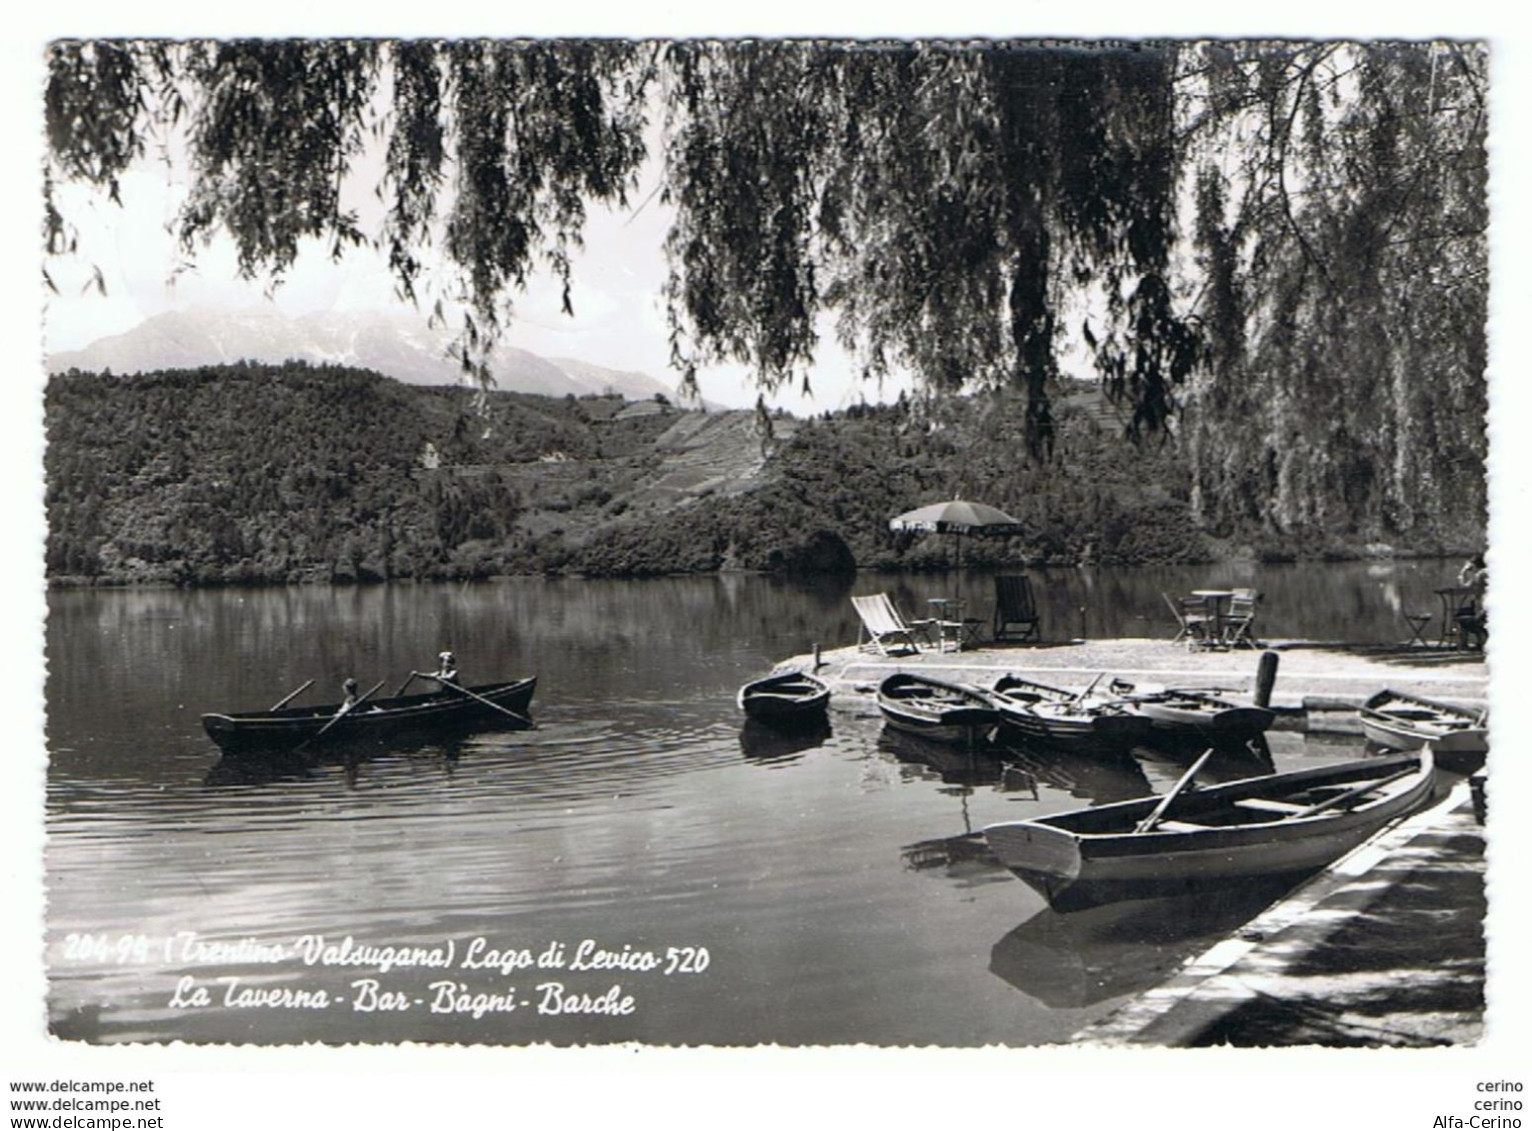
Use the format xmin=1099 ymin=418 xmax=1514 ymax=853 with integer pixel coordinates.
xmin=737 ymin=671 xmax=831 ymax=726
xmin=984 ymin=751 xmax=1434 ymax=911
xmin=201 ymin=678 xmax=537 ymax=755
xmin=1359 ymin=690 xmax=1487 ymax=771
xmin=989 ymin=676 xmax=1152 ymax=755
xmin=877 ymin=674 xmax=997 ymax=746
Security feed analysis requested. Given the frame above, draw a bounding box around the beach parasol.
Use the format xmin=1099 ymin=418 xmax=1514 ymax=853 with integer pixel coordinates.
xmin=889 ymin=498 xmax=1024 ymax=606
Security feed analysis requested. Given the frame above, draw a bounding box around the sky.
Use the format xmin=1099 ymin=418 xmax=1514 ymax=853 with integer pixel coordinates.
xmin=42 ymin=106 xmax=910 ymax=415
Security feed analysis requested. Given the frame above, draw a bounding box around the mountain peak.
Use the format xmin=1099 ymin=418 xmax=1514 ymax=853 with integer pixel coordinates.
xmin=46 ymin=307 xmax=680 ymax=402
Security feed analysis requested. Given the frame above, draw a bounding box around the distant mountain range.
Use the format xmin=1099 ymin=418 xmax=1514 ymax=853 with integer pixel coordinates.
xmin=46 ymin=308 xmax=682 ymax=403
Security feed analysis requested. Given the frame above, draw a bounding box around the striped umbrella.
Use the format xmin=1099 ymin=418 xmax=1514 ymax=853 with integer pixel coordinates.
xmin=889 ymin=498 xmax=1024 ymax=606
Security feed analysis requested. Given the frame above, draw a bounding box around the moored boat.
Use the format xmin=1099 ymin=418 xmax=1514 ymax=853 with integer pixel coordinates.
xmin=983 ymin=749 xmax=1435 ymax=911
xmin=737 ymin=669 xmax=831 ymax=726
xmin=201 ymin=677 xmax=537 ymax=755
xmin=1111 ymin=683 xmax=1273 ymax=746
xmin=876 ymin=673 xmax=998 ymax=746
xmin=1360 ymin=688 xmax=1487 ymax=771
xmin=988 ymin=674 xmax=1152 ymax=755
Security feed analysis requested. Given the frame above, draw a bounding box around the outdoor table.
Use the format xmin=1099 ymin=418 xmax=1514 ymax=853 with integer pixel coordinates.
xmin=1435 ymin=586 xmax=1478 ymax=649
xmin=927 ymin=598 xmax=974 ymax=652
xmin=1191 ymin=589 xmax=1235 ymax=645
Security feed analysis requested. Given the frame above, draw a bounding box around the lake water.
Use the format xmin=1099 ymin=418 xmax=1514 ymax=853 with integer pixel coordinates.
xmin=43 ymin=561 xmax=1461 ymax=1046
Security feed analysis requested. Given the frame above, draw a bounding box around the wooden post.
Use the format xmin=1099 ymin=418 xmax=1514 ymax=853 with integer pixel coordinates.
xmin=1254 ymin=651 xmax=1280 ymax=708
xmin=812 ymin=643 xmax=823 ymax=670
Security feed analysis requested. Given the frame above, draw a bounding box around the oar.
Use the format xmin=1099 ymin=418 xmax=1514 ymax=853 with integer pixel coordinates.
xmin=395 ymin=672 xmax=419 ymax=696
xmin=435 ymin=676 xmax=535 ymax=728
xmin=1135 ymin=747 xmax=1216 ymax=834
xmin=295 ymin=679 xmax=385 ymax=752
xmin=269 ymin=679 xmax=315 ymax=711
xmin=1281 ymin=765 xmax=1420 ymax=821
xmin=1071 ymin=672 xmax=1106 ymax=703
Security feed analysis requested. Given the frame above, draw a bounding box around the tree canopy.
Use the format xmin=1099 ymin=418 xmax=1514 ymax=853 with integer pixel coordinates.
xmin=44 ymin=38 xmax=1487 ymax=542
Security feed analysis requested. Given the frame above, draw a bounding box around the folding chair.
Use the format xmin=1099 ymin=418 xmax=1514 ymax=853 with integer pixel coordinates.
xmin=992 ymin=575 xmax=1041 ymax=643
xmin=1163 ymin=592 xmax=1212 ymax=650
xmin=851 ymin=593 xmax=927 ymax=656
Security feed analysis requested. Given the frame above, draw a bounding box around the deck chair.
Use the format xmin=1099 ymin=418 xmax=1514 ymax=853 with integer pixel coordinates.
xmin=851 ymin=593 xmax=926 ymax=656
xmin=1224 ymin=588 xmax=1261 ymax=648
xmin=1163 ymin=592 xmax=1212 ymax=649
xmin=992 ymin=575 xmax=1041 ymax=643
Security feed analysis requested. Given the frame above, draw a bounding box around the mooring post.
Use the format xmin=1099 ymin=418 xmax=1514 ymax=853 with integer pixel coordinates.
xmin=1254 ymin=650 xmax=1280 ymax=708
xmin=812 ymin=643 xmax=823 ymax=670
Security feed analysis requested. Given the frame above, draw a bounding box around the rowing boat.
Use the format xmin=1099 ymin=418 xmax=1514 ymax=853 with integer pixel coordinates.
xmin=1111 ymin=683 xmax=1273 ymax=746
xmin=983 ymin=749 xmax=1434 ymax=911
xmin=736 ymin=669 xmax=831 ymax=726
xmin=201 ymin=677 xmax=537 ymax=755
xmin=988 ymin=674 xmax=1153 ymax=755
xmin=876 ymin=673 xmax=998 ymax=746
xmin=1359 ymin=688 xmax=1487 ymax=771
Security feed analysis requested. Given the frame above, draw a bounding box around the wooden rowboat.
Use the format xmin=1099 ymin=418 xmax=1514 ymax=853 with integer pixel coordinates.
xmin=201 ymin=677 xmax=537 ymax=755
xmin=876 ymin=673 xmax=998 ymax=746
xmin=983 ymin=749 xmax=1435 ymax=911
xmin=736 ymin=670 xmax=831 ymax=726
xmin=988 ymin=674 xmax=1153 ymax=755
xmin=1359 ymin=689 xmax=1487 ymax=771
xmin=1110 ymin=683 xmax=1273 ymax=746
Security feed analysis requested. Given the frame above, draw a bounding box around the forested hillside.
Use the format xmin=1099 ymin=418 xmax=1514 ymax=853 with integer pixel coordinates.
xmin=44 ymin=363 xmax=1477 ymax=587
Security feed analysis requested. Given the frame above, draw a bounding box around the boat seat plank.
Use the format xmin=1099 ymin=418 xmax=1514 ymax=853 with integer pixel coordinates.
xmin=1233 ymin=798 xmax=1308 ymax=815
xmin=1153 ymin=820 xmax=1210 ymax=832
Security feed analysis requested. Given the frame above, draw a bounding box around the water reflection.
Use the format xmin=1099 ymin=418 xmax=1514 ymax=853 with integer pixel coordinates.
xmin=738 ymin=718 xmax=833 ymax=764
xmin=46 ymin=574 xmax=1391 ymax=1047
xmin=990 ymin=876 xmax=1302 ymax=1009
xmin=991 ymin=745 xmax=1153 ymax=806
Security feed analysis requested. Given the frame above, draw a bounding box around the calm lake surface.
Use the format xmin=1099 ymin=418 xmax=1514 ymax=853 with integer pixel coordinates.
xmin=44 ymin=561 xmax=1460 ymax=1045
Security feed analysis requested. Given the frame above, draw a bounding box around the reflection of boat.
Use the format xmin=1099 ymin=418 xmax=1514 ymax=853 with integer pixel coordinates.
xmin=738 ymin=716 xmax=831 ymax=763
xmin=1360 ymin=689 xmax=1487 ymax=771
xmin=736 ymin=669 xmax=831 ymax=725
xmin=900 ymin=831 xmax=1006 ymax=881
xmin=203 ymin=751 xmax=316 ymax=786
xmin=988 ymin=674 xmax=1152 ymax=755
xmin=201 ymin=678 xmax=537 ymax=755
xmin=984 ymin=750 xmax=1435 ymax=911
xmin=876 ymin=673 xmax=997 ymax=745
xmin=1111 ymin=682 xmax=1273 ymax=747
xmin=995 ymin=747 xmax=1154 ymax=806
xmin=989 ymin=878 xmax=1300 ymax=1008
xmin=877 ymin=728 xmax=1005 ymax=787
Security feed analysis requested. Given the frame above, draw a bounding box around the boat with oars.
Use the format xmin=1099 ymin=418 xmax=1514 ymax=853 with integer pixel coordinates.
xmin=876 ymin=672 xmax=998 ymax=746
xmin=202 ymin=675 xmax=537 ymax=756
xmin=988 ymin=674 xmax=1153 ymax=756
xmin=1109 ymin=680 xmax=1273 ymax=748
xmin=736 ymin=669 xmax=831 ymax=726
xmin=983 ymin=747 xmax=1435 ymax=911
xmin=1359 ymin=688 xmax=1488 ymax=772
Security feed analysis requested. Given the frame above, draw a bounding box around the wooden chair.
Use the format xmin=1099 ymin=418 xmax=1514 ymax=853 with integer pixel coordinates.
xmin=851 ymin=593 xmax=927 ymax=656
xmin=1163 ymin=592 xmax=1212 ymax=649
xmin=1224 ymin=588 xmax=1261 ymax=648
xmin=992 ymin=575 xmax=1041 ymax=643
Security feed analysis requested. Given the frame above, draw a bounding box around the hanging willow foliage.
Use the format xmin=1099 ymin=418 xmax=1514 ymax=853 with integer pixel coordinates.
xmin=44 ymin=37 xmax=1487 ymax=542
xmin=1177 ymin=41 xmax=1487 ymax=545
